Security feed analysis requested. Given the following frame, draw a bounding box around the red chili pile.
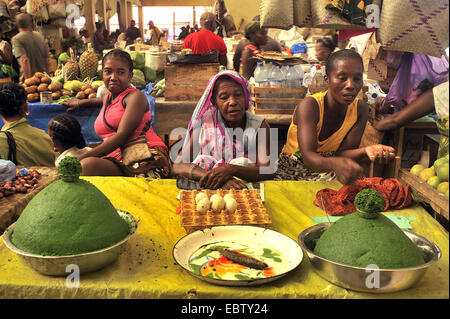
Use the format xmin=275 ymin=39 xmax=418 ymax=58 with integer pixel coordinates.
xmin=0 ymin=169 xmax=41 ymax=198
xmin=314 ymin=177 xmax=414 ymax=216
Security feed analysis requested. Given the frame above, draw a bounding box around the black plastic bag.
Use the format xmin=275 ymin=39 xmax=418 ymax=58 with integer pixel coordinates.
xmin=166 ymin=50 xmax=219 ymax=64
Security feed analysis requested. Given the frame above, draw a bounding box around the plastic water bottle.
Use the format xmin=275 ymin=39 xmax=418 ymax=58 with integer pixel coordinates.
xmin=280 ymin=65 xmax=289 ymax=88
xmin=269 ymin=63 xmax=284 ymax=89
xmin=294 ymin=64 xmax=304 ymax=84
xmin=309 ymin=65 xmax=327 ymax=94
xmin=286 ymin=65 xmax=302 ymax=88
xmin=268 ymin=63 xmax=284 ymax=109
xmin=254 ymin=62 xmax=267 ymax=88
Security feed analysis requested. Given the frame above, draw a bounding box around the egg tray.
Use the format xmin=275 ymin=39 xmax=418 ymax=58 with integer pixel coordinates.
xmin=180 ymin=189 xmax=271 ymax=233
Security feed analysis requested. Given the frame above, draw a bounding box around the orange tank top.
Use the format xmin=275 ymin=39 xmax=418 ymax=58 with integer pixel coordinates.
xmin=284 ymin=90 xmax=359 ymax=155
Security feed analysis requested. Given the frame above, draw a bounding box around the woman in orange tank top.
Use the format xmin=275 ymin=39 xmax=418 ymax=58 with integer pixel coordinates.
xmin=275 ymin=49 xmax=396 ymax=185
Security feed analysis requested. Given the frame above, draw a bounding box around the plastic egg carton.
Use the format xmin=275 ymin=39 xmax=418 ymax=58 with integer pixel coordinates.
xmin=180 ymin=189 xmax=271 ymax=233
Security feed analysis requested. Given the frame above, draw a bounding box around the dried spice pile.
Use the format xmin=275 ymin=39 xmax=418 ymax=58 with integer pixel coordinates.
xmin=314 ymin=177 xmax=414 ymax=216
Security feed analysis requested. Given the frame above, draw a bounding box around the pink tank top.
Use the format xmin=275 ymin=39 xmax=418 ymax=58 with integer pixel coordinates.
xmin=94 ymin=86 xmax=167 ymax=159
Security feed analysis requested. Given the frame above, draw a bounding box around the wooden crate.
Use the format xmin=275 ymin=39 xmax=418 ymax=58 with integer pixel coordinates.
xmin=251 ymin=86 xmax=307 ymax=115
xmin=165 ymin=62 xmax=220 ymax=101
xmin=398 ymin=168 xmax=449 ymax=221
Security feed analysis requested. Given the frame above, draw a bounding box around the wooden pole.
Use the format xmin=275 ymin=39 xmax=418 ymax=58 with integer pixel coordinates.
xmin=98 ymin=0 xmax=109 ymax=31
xmin=138 ymin=6 xmax=144 ymax=39
xmin=193 ymin=6 xmax=196 ymax=26
xmin=84 ymin=0 xmax=96 ymax=42
xmin=173 ymin=11 xmax=175 ymax=41
xmin=119 ymin=0 xmax=128 ymax=31
xmin=127 ymin=1 xmax=133 ymax=25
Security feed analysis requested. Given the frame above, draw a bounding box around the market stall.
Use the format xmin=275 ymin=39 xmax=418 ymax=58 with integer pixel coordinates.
xmin=0 ymin=178 xmax=448 ymax=298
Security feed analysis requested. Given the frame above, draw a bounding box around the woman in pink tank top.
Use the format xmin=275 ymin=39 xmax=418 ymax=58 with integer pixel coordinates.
xmin=77 ymin=49 xmax=170 ymax=177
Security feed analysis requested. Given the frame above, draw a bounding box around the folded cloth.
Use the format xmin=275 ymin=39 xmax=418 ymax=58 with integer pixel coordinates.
xmin=314 ymin=177 xmax=415 ymax=216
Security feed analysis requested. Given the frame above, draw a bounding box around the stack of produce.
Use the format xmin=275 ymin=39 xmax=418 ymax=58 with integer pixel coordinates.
xmin=314 ymin=177 xmax=414 ymax=216
xmin=409 ymin=154 xmax=449 ymax=197
xmin=63 ymin=80 xmax=104 ymax=101
xmin=149 ymin=78 xmax=165 ymax=97
xmin=0 ymin=167 xmax=41 ymax=198
xmin=23 ymin=72 xmax=66 ymax=102
xmin=129 ymin=51 xmax=157 ymax=89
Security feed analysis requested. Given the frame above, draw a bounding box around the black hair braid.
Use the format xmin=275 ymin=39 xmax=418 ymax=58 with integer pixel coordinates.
xmin=102 ymin=49 xmax=134 ymax=73
xmin=48 ymin=114 xmax=86 ymax=150
xmin=0 ymin=82 xmax=27 ymax=118
xmin=325 ymin=49 xmax=364 ymax=77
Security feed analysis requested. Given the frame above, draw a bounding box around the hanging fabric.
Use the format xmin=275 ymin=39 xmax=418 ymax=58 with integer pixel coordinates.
xmin=385 ymin=52 xmax=449 ymax=109
xmin=325 ymin=0 xmax=373 ymax=25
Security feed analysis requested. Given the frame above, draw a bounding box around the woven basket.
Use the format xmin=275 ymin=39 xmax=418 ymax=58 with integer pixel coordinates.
xmin=379 ymin=0 xmax=449 ymax=58
xmin=360 ymin=103 xmax=384 ymax=149
xmin=260 ymin=0 xmax=294 ymax=30
xmin=293 ymin=0 xmax=313 ymax=28
xmin=310 ymin=0 xmax=369 ymax=30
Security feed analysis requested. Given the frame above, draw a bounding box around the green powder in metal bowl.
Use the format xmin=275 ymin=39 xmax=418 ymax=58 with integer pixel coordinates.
xmin=11 ymin=179 xmax=129 ymax=256
xmin=313 ymin=213 xmax=425 ymax=269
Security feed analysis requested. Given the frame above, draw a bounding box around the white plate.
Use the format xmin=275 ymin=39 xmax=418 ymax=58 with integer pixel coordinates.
xmin=173 ymin=225 xmax=303 ymax=286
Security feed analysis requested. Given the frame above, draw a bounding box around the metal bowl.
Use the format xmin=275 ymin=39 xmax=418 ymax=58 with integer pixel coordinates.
xmin=298 ymin=223 xmax=441 ymax=293
xmin=2 ymin=211 xmax=137 ymax=277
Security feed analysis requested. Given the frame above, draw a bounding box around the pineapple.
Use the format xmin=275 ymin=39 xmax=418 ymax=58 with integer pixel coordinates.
xmin=79 ymin=43 xmax=99 ymax=81
xmin=63 ymin=48 xmax=80 ymax=82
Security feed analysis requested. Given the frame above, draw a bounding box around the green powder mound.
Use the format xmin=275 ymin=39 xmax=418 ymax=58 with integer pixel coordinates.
xmin=313 ymin=213 xmax=425 ymax=269
xmin=11 ymin=179 xmax=130 ymax=256
xmin=354 ymin=189 xmax=385 ymax=214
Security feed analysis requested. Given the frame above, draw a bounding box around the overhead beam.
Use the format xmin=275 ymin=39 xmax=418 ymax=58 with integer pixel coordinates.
xmin=141 ymin=0 xmax=213 ymax=6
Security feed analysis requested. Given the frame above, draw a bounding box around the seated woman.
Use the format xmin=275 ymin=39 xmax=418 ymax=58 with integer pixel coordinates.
xmin=275 ymin=49 xmax=396 ymax=185
xmin=74 ymin=49 xmax=170 ymax=177
xmin=47 ymin=114 xmax=92 ymax=167
xmin=0 ymin=82 xmax=55 ymax=166
xmin=374 ymin=80 xmax=449 ymax=158
xmin=171 ymin=70 xmax=274 ymax=189
xmin=239 ymin=22 xmax=268 ymax=80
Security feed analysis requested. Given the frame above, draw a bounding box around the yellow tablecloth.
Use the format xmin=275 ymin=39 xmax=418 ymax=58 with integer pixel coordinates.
xmin=0 ymin=178 xmax=448 ymax=299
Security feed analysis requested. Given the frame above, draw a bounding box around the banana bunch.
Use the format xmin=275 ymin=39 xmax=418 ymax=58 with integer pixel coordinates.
xmin=150 ymin=79 xmax=165 ymax=97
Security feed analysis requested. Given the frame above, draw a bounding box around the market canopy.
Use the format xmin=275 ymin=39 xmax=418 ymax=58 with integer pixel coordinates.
xmin=259 ymin=0 xmax=449 ymax=57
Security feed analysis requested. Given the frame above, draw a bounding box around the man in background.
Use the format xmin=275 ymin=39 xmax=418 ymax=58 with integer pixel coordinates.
xmin=125 ymin=20 xmax=141 ymax=45
xmin=148 ymin=21 xmax=162 ymax=45
xmin=11 ymin=13 xmax=50 ymax=80
xmin=181 ymin=12 xmax=227 ymax=66
xmin=232 ymin=16 xmax=282 ymax=72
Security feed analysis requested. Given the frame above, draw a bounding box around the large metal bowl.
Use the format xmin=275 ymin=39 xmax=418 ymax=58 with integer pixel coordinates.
xmin=298 ymin=223 xmax=441 ymax=293
xmin=2 ymin=211 xmax=137 ymax=276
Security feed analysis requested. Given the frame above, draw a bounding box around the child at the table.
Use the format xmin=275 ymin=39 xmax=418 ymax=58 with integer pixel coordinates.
xmin=47 ymin=114 xmax=91 ymax=167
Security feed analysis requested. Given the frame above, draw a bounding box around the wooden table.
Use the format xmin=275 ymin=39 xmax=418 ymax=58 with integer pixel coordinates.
xmin=389 ymin=120 xmax=438 ymax=178
xmin=398 ymin=168 xmax=449 ymax=221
